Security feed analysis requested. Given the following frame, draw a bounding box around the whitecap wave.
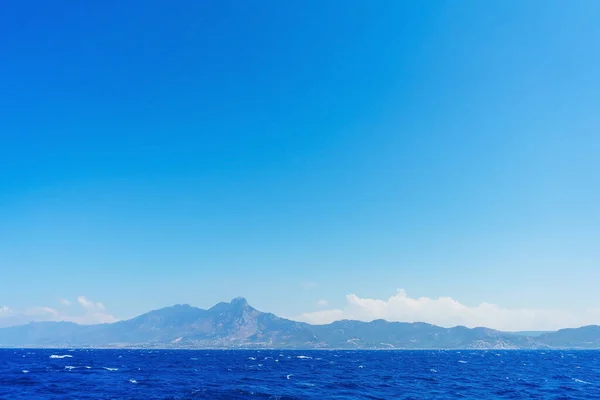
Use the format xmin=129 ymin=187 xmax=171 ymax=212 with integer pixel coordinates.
xmin=50 ymin=355 xmax=73 ymax=359
xmin=22 ymin=370 xmax=29 ymax=374
xmin=296 ymin=355 xmax=312 ymax=359
xmin=573 ymin=378 xmax=591 ymax=384
xmin=129 ymin=379 xmax=138 ymax=384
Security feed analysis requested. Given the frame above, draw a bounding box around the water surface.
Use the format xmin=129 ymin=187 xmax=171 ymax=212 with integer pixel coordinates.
xmin=1 ymin=349 xmax=599 ymax=399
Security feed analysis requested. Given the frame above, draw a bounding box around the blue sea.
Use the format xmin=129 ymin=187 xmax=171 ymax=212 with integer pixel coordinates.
xmin=1 ymin=349 xmax=599 ymax=399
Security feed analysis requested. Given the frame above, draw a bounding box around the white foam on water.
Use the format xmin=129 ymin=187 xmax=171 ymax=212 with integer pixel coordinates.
xmin=248 ymin=357 xmax=257 ymax=360
xmin=287 ymin=374 xmax=293 ymax=380
xmin=65 ymin=366 xmax=77 ymax=371
xmin=358 ymin=365 xmax=365 ymax=369
xmin=103 ymin=367 xmax=119 ymax=371
xmin=50 ymin=355 xmax=73 ymax=359
xmin=296 ymin=355 xmax=312 ymax=359
xmin=573 ymin=378 xmax=591 ymax=384
xmin=190 ymin=357 xmax=198 ymax=360
xmin=22 ymin=370 xmax=29 ymax=374
xmin=430 ymin=369 xmax=437 ymax=373
xmin=129 ymin=379 xmax=138 ymax=384
xmin=458 ymin=360 xmax=467 ymax=364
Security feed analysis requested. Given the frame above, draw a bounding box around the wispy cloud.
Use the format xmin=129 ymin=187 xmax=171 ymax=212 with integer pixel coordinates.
xmin=77 ymin=296 xmax=93 ymax=309
xmin=0 ymin=296 xmax=116 ymax=328
xmin=316 ymin=299 xmax=328 ymax=307
xmin=293 ymin=289 xmax=600 ymax=331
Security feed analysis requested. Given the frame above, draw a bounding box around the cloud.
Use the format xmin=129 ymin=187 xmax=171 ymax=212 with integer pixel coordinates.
xmin=0 ymin=296 xmax=117 ymax=328
xmin=293 ymin=289 xmax=600 ymax=331
xmin=77 ymin=296 xmax=93 ymax=309
xmin=316 ymin=299 xmax=328 ymax=307
xmin=60 ymin=299 xmax=71 ymax=306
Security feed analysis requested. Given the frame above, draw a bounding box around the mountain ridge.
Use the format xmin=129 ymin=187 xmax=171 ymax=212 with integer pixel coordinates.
xmin=0 ymin=298 xmax=598 ymax=349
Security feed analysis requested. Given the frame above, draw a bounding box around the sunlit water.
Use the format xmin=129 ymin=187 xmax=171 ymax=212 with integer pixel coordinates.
xmin=1 ymin=349 xmax=599 ymax=399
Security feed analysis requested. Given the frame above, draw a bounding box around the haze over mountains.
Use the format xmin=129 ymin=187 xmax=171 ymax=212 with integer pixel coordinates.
xmin=0 ymin=298 xmax=598 ymax=349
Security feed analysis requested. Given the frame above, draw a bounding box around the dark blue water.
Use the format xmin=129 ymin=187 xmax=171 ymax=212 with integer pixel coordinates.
xmin=1 ymin=349 xmax=600 ymax=399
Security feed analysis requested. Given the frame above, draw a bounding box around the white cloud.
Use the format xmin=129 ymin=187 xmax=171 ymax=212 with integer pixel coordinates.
xmin=0 ymin=296 xmax=117 ymax=328
xmin=293 ymin=289 xmax=600 ymax=331
xmin=316 ymin=299 xmax=328 ymax=307
xmin=77 ymin=296 xmax=93 ymax=309
xmin=60 ymin=299 xmax=71 ymax=306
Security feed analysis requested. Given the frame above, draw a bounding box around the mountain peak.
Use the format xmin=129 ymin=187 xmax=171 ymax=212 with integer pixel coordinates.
xmin=230 ymin=297 xmax=248 ymax=306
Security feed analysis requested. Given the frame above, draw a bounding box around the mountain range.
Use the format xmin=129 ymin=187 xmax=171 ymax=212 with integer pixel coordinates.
xmin=1 ymin=297 xmax=599 ymax=349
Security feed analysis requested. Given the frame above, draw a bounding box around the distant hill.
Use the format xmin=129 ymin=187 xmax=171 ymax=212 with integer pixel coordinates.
xmin=0 ymin=298 xmax=597 ymax=349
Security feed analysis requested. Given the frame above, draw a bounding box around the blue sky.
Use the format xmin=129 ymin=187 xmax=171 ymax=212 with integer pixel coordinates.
xmin=1 ymin=1 xmax=599 ymax=330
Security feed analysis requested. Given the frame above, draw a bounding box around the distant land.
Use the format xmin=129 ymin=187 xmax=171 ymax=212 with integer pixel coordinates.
xmin=1 ymin=298 xmax=599 ymax=349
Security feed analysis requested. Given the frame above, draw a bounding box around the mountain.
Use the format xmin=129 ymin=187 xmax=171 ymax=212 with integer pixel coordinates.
xmin=0 ymin=298 xmax=597 ymax=349
xmin=535 ymin=326 xmax=600 ymax=349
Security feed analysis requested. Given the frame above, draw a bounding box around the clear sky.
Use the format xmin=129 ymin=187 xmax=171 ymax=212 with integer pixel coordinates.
xmin=1 ymin=1 xmax=599 ymax=331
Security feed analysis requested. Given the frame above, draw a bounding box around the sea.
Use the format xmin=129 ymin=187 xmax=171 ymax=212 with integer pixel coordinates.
xmin=1 ymin=349 xmax=599 ymax=399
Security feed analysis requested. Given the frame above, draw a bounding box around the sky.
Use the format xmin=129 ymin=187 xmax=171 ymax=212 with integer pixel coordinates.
xmin=1 ymin=1 xmax=599 ymax=331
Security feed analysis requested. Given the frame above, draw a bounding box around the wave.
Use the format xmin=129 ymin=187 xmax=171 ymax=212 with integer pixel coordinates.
xmin=50 ymin=355 xmax=73 ymax=359
xmin=573 ymin=378 xmax=591 ymax=384
xmin=64 ymin=366 xmax=91 ymax=371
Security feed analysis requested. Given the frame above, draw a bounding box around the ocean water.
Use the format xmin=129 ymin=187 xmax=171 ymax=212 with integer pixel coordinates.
xmin=1 ymin=349 xmax=599 ymax=399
